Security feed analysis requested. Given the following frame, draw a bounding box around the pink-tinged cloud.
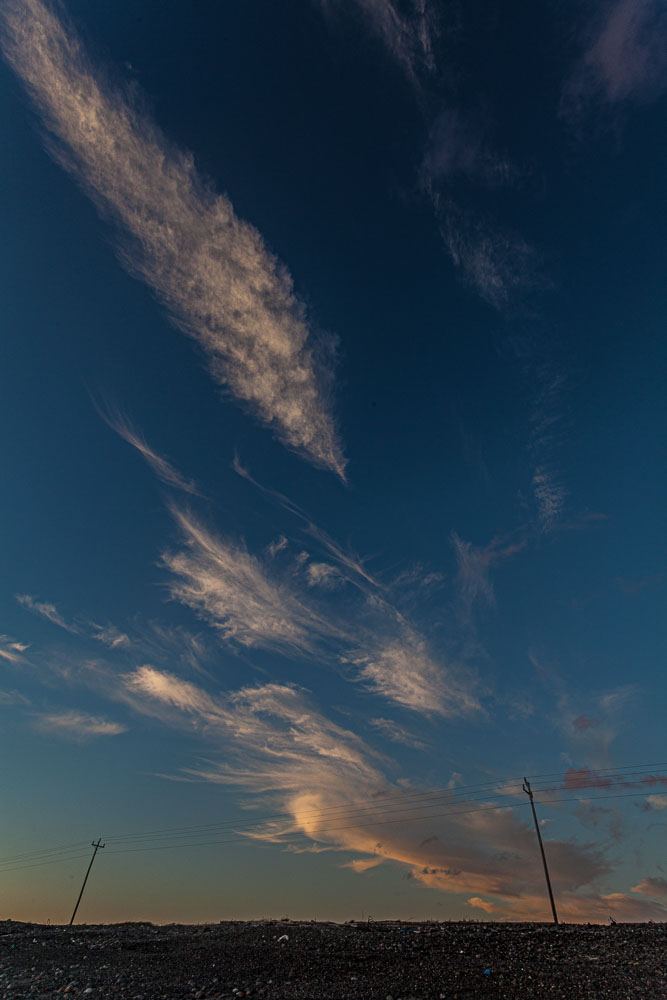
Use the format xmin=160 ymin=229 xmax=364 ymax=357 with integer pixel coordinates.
xmin=564 ymin=766 xmax=614 ymax=790
xmin=572 ymin=715 xmax=598 ymax=732
xmin=631 ymin=877 xmax=667 ymax=899
xmin=467 ymin=896 xmax=504 ymax=915
xmin=100 ymin=662 xmax=667 ymax=921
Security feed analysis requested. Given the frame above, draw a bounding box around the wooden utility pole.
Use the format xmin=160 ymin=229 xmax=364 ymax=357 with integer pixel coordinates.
xmin=69 ymin=839 xmax=105 ymax=926
xmin=522 ymin=779 xmax=559 ymax=925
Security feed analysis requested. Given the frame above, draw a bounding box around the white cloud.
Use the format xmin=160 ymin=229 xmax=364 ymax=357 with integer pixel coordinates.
xmin=89 ymin=623 xmax=131 ymax=649
xmin=645 ymin=794 xmax=667 ymax=810
xmin=532 ymin=465 xmax=566 ymax=531
xmin=318 ymin=0 xmax=438 ymax=89
xmin=33 ymin=709 xmax=127 ymax=740
xmin=346 ymin=630 xmax=480 ymax=718
xmin=15 ymin=593 xmax=79 ymax=633
xmin=1 ymin=0 xmax=345 ymax=477
xmin=369 ymin=716 xmax=428 ymax=749
xmin=0 ymin=689 xmax=31 ymax=706
xmin=163 ymin=507 xmax=342 ymax=653
xmin=439 ymin=201 xmax=538 ymax=309
xmin=266 ymin=535 xmax=288 ymax=558
xmin=563 ymin=0 xmax=667 ymax=113
xmin=451 ymin=530 xmax=527 ymax=613
xmin=98 ymin=407 xmax=200 ymax=495
xmin=306 ymin=562 xmax=343 ymax=589
xmin=125 ymin=664 xmax=218 ymax=717
xmin=233 ymin=457 xmax=379 ymax=590
xmin=0 ymin=635 xmax=30 ymax=663
xmin=450 ymin=533 xmax=495 ymax=609
xmin=122 ymin=668 xmax=385 ymax=808
xmin=163 ymin=500 xmax=477 ymax=719
xmin=133 ymin=622 xmax=208 ymax=675
xmin=422 ymin=110 xmax=517 ymax=189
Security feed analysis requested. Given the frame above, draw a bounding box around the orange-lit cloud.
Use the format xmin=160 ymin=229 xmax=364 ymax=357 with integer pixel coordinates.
xmin=112 ymin=663 xmax=667 ymax=922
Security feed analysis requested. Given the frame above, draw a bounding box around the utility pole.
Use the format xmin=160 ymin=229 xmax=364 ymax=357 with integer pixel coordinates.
xmin=69 ymin=839 xmax=105 ymax=926
xmin=522 ymin=779 xmax=559 ymax=925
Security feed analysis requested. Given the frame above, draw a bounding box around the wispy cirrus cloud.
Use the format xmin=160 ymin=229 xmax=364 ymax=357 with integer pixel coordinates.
xmin=1 ymin=0 xmax=345 ymax=477
xmin=422 ymin=109 xmax=517 ymax=189
xmin=436 ymin=200 xmax=538 ymax=309
xmin=317 ymin=0 xmax=439 ymax=90
xmin=88 ymin=623 xmax=131 ymax=649
xmin=162 ymin=500 xmax=478 ymax=719
xmin=345 ymin=629 xmax=480 ymax=718
xmin=233 ymin=457 xmax=379 ymax=590
xmin=369 ymin=716 xmax=428 ymax=750
xmin=33 ymin=709 xmax=127 ymax=740
xmin=16 ymin=593 xmax=80 ymax=634
xmin=16 ymin=593 xmax=133 ymax=649
xmin=164 ymin=474 xmax=484 ymax=719
xmin=305 ymin=562 xmax=344 ymax=589
xmin=632 ymin=876 xmax=667 ymax=898
xmin=119 ymin=664 xmax=664 ymax=921
xmin=163 ymin=507 xmax=342 ymax=654
xmin=122 ymin=667 xmax=384 ymax=804
xmin=451 ymin=530 xmax=527 ymax=614
xmin=0 ymin=688 xmax=31 ymax=706
xmin=0 ymin=635 xmax=30 ymax=663
xmin=531 ymin=465 xmax=566 ymax=531
xmin=562 ymin=0 xmax=667 ymax=115
xmin=522 ymin=353 xmax=569 ymax=530
xmin=97 ymin=407 xmax=201 ymax=496
xmin=420 ymin=108 xmax=538 ymax=311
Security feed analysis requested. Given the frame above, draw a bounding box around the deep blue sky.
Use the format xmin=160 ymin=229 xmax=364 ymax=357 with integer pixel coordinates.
xmin=1 ymin=0 xmax=665 ymax=923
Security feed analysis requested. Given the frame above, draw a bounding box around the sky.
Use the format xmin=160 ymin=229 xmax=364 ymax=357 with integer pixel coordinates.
xmin=1 ymin=0 xmax=666 ymax=925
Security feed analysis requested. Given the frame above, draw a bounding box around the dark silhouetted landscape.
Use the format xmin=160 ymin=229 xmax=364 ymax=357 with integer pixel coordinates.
xmin=2 ymin=919 xmax=666 ymax=999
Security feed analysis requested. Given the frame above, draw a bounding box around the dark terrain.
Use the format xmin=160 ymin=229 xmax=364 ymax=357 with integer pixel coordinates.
xmin=1 ymin=919 xmax=665 ymax=999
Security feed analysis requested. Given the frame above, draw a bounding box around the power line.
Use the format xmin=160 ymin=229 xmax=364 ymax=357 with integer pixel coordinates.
xmin=0 ymin=841 xmax=93 ymax=865
xmin=0 ymin=853 xmax=94 ymax=874
xmin=97 ymin=772 xmax=665 ymax=850
xmin=97 ymin=765 xmax=667 ymax=846
xmin=100 ymin=789 xmax=659 ymax=857
xmin=100 ymin=769 xmax=667 ymax=847
xmin=0 ymin=786 xmax=658 ymax=874
xmin=1 ymin=763 xmax=664 ymax=869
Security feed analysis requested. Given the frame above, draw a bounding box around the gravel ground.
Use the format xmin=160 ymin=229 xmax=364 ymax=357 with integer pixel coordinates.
xmin=1 ymin=919 xmax=665 ymax=1000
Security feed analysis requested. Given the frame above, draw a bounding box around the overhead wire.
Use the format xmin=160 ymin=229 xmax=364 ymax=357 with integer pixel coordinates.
xmin=95 ymin=762 xmax=667 ymax=846
xmin=102 ymin=784 xmax=666 ymax=853
xmin=1 ymin=762 xmax=665 ymax=866
xmin=0 ymin=772 xmax=662 ymax=873
xmin=94 ymin=771 xmax=667 ymax=852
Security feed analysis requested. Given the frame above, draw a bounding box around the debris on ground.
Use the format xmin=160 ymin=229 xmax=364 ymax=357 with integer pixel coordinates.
xmin=0 ymin=919 xmax=664 ymax=999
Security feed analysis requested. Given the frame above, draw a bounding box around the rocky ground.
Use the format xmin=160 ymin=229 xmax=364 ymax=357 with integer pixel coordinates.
xmin=1 ymin=919 xmax=665 ymax=1000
